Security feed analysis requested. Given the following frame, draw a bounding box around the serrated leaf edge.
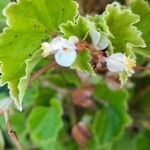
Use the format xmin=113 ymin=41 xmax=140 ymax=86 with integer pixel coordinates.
xmin=103 ymin=2 xmax=146 ymax=53
xmin=71 ymin=49 xmax=96 ymax=76
xmin=92 ymin=89 xmax=132 ymax=149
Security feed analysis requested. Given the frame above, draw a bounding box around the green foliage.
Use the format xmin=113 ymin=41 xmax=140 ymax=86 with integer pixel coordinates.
xmin=35 ymin=87 xmax=56 ymax=106
xmin=59 ymin=69 xmax=80 ymax=86
xmin=130 ymin=0 xmax=150 ymax=58
xmin=88 ymin=83 xmax=132 ymax=149
xmin=0 ymin=0 xmax=9 ymax=31
xmin=103 ymin=2 xmax=145 ymax=54
xmin=0 ymin=0 xmax=150 ymax=149
xmin=112 ymin=132 xmax=136 ymax=150
xmin=135 ymin=130 xmax=150 ymax=150
xmin=60 ymin=16 xmax=89 ymax=40
xmin=119 ymin=72 xmax=129 ymax=86
xmin=0 ymin=0 xmax=78 ymax=109
xmin=27 ymin=98 xmax=63 ymax=144
xmin=87 ymin=15 xmax=112 ymax=37
xmin=71 ymin=49 xmax=95 ymax=75
xmin=112 ymin=130 xmax=150 ymax=150
xmin=0 ymin=130 xmax=4 ymax=150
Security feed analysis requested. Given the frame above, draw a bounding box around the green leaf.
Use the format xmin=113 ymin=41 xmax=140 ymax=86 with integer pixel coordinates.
xmin=0 ymin=0 xmax=78 ymax=110
xmin=40 ymin=139 xmax=58 ymax=150
xmin=130 ymin=0 xmax=150 ymax=58
xmin=86 ymin=15 xmax=112 ymax=37
xmin=0 ymin=0 xmax=9 ymax=32
xmin=61 ymin=69 xmax=80 ymax=86
xmin=71 ymin=49 xmax=95 ymax=75
xmin=60 ymin=16 xmax=89 ymax=40
xmin=35 ymin=87 xmax=56 ymax=106
xmin=112 ymin=131 xmax=136 ymax=150
xmin=103 ymin=2 xmax=145 ymax=54
xmin=11 ymin=113 xmax=29 ymax=148
xmin=11 ymin=113 xmax=26 ymax=135
xmin=47 ymin=73 xmax=67 ymax=88
xmin=131 ymin=82 xmax=150 ymax=128
xmin=22 ymin=83 xmax=38 ymax=108
xmin=134 ymin=130 xmax=150 ymax=150
xmin=27 ymin=98 xmax=63 ymax=143
xmin=89 ymin=83 xmax=132 ymax=149
xmin=18 ymin=50 xmax=42 ymax=110
xmin=113 ymin=130 xmax=150 ymax=150
xmin=119 ymin=72 xmax=128 ymax=87
xmin=0 ymin=130 xmax=4 ymax=150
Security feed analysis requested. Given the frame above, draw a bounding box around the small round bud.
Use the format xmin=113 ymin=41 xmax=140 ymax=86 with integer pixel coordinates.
xmin=105 ymin=72 xmax=121 ymax=90
xmin=71 ymin=122 xmax=91 ymax=147
xmin=72 ymin=87 xmax=94 ymax=108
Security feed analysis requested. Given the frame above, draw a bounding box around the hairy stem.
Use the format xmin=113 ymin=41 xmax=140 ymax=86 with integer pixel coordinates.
xmin=3 ymin=110 xmax=23 ymax=150
xmin=30 ymin=61 xmax=58 ymax=82
xmin=134 ymin=66 xmax=150 ymax=71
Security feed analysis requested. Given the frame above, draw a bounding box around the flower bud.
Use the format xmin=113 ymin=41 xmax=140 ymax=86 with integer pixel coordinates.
xmin=71 ymin=122 xmax=91 ymax=147
xmin=105 ymin=72 xmax=121 ymax=90
xmin=72 ymin=87 xmax=94 ymax=108
xmin=89 ymin=29 xmax=109 ymax=50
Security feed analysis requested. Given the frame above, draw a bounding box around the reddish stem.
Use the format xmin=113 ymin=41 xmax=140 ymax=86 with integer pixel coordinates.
xmin=30 ymin=61 xmax=58 ymax=82
xmin=3 ymin=110 xmax=23 ymax=150
xmin=76 ymin=42 xmax=98 ymax=52
xmin=134 ymin=66 xmax=150 ymax=71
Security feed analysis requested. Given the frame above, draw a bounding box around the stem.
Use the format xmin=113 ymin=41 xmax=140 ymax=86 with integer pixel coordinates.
xmin=30 ymin=61 xmax=58 ymax=82
xmin=78 ymin=0 xmax=84 ymax=15
xmin=134 ymin=66 xmax=150 ymax=71
xmin=3 ymin=110 xmax=23 ymax=150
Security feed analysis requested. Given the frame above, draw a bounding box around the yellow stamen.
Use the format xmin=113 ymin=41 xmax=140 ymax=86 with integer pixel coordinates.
xmin=125 ymin=57 xmax=136 ymax=71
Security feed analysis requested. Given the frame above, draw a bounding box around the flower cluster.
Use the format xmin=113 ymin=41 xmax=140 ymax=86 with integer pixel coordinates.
xmin=41 ymin=29 xmax=136 ymax=76
xmin=89 ymin=29 xmax=136 ymax=75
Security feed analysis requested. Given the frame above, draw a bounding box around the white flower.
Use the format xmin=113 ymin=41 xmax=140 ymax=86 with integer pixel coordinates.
xmin=89 ymin=29 xmax=109 ymax=50
xmin=42 ymin=36 xmax=79 ymax=67
xmin=105 ymin=53 xmax=136 ymax=74
xmin=55 ymin=49 xmax=77 ymax=67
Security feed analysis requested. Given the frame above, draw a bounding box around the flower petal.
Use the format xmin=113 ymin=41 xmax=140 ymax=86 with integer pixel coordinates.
xmin=51 ymin=36 xmax=65 ymax=50
xmin=106 ymin=53 xmax=126 ymax=73
xmin=89 ymin=29 xmax=101 ymax=46
xmin=97 ymin=34 xmax=109 ymax=50
xmin=55 ymin=49 xmax=77 ymax=67
xmin=69 ymin=36 xmax=79 ymax=44
xmin=58 ymin=37 xmax=76 ymax=50
xmin=41 ymin=42 xmax=57 ymax=57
